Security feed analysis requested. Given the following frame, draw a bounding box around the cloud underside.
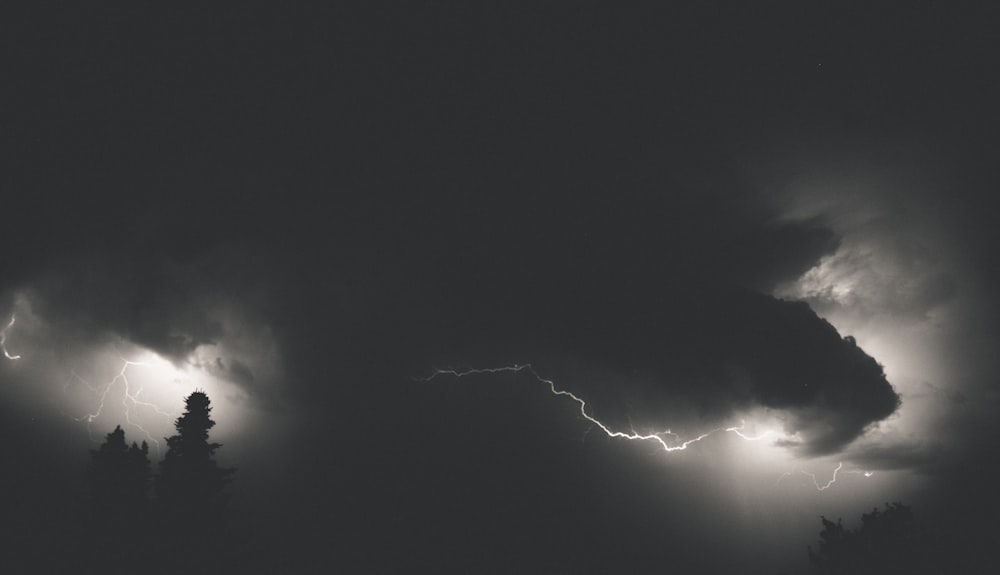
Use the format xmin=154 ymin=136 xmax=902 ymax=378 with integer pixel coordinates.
xmin=0 ymin=134 xmax=899 ymax=458
xmin=1 ymin=198 xmax=901 ymax=458
xmin=520 ymin=290 xmax=900 ymax=457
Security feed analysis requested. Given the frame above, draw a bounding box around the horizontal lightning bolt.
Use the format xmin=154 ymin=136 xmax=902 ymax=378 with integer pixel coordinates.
xmin=2 ymin=314 xmax=21 ymax=360
xmin=419 ymin=364 xmax=776 ymax=453
xmin=421 ymin=365 xmax=873 ymax=492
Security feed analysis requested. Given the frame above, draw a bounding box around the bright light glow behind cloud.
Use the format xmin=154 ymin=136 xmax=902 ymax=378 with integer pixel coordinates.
xmin=422 ymin=366 xmax=874 ymax=495
xmin=1 ymin=291 xmax=266 ymax=454
xmin=58 ymin=343 xmax=255 ymax=455
xmin=771 ymin=171 xmax=972 ymax=483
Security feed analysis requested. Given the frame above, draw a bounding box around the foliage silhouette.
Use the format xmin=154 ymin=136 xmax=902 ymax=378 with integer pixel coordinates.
xmin=148 ymin=391 xmax=239 ymax=573
xmin=807 ymin=501 xmax=957 ymax=575
xmin=79 ymin=392 xmax=240 ymax=574
xmin=86 ymin=425 xmax=154 ymax=573
xmin=155 ymin=391 xmax=236 ymax=522
xmin=89 ymin=424 xmax=151 ymax=508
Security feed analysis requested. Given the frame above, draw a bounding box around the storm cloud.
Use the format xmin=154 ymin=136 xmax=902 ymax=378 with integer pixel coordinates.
xmin=454 ymin=287 xmax=901 ymax=458
xmin=1 ymin=111 xmax=897 ymax=460
xmin=10 ymin=5 xmax=1000 ymax=573
xmin=0 ymin=9 xmax=940 ymax=536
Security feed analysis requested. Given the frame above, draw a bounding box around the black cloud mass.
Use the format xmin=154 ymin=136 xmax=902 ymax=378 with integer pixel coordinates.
xmin=0 ymin=1 xmax=901 ymax=457
xmin=435 ymin=287 xmax=900 ymax=457
xmin=8 ymin=4 xmax=1000 ymax=574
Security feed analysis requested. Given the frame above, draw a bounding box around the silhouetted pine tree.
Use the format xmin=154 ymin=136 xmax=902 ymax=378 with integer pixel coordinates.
xmin=89 ymin=425 xmax=151 ymax=511
xmin=86 ymin=425 xmax=153 ymax=573
xmin=155 ymin=391 xmax=235 ymax=528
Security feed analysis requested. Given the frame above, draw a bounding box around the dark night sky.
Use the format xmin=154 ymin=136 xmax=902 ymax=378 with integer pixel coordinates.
xmin=2 ymin=3 xmax=1000 ymax=573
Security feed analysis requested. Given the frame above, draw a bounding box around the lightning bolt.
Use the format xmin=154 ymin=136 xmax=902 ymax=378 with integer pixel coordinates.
xmin=421 ymin=365 xmax=877 ymax=492
xmin=3 ymin=308 xmax=184 ymax=456
xmin=774 ymin=462 xmax=873 ymax=491
xmin=2 ymin=314 xmax=21 ymax=360
xmin=419 ymin=364 xmax=776 ymax=453
xmin=800 ymin=462 xmax=843 ymax=491
xmin=71 ymin=354 xmax=177 ymax=455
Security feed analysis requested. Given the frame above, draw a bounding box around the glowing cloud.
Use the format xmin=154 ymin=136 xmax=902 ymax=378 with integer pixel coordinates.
xmin=70 ymin=352 xmax=183 ymax=452
xmin=57 ymin=343 xmax=256 ymax=454
xmin=0 ymin=286 xmax=280 ymax=456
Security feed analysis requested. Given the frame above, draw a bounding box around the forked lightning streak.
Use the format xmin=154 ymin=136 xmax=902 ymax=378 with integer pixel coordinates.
xmin=421 ymin=364 xmax=861 ymax=491
xmin=4 ymin=319 xmax=178 ymax=453
xmin=800 ymin=462 xmax=843 ymax=491
xmin=71 ymin=356 xmax=177 ymax=454
xmin=419 ymin=364 xmax=776 ymax=452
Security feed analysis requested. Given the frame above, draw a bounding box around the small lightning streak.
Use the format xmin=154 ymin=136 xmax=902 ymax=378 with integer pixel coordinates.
xmin=74 ymin=356 xmax=175 ymax=454
xmin=419 ymin=364 xmax=776 ymax=453
xmin=775 ymin=463 xmax=872 ymax=491
xmin=800 ymin=462 xmax=843 ymax=491
xmin=1 ymin=314 xmax=21 ymax=360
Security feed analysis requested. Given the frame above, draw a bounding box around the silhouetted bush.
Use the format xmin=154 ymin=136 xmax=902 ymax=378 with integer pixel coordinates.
xmin=808 ymin=502 xmax=948 ymax=575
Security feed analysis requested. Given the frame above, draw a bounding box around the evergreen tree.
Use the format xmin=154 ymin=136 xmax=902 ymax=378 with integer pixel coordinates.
xmin=155 ymin=391 xmax=235 ymax=525
xmin=86 ymin=425 xmax=153 ymax=573
xmin=89 ymin=425 xmax=151 ymax=509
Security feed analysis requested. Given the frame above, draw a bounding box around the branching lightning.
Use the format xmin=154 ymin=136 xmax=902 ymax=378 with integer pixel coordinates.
xmin=774 ymin=462 xmax=876 ymax=490
xmin=2 ymin=314 xmax=21 ymax=360
xmin=421 ymin=364 xmax=873 ymax=492
xmin=71 ymin=355 xmax=177 ymax=454
xmin=3 ymin=317 xmax=175 ymax=451
xmin=419 ymin=364 xmax=775 ymax=453
xmin=2 ymin=305 xmax=247 ymax=464
xmin=800 ymin=462 xmax=843 ymax=491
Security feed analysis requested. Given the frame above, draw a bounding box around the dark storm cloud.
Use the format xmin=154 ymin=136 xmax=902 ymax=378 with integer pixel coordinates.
xmin=483 ymin=289 xmax=900 ymax=458
xmin=199 ymin=355 xmax=283 ymax=412
xmin=2 ymin=1 xmax=912 ymax=462
xmin=847 ymin=440 xmax=946 ymax=474
xmin=0 ymin=230 xmax=293 ymax=419
xmin=727 ymin=296 xmax=900 ymax=454
xmin=12 ymin=4 xmax=999 ymax=574
xmin=7 ymin=241 xmax=272 ymax=361
xmin=213 ymin=357 xmax=255 ymax=389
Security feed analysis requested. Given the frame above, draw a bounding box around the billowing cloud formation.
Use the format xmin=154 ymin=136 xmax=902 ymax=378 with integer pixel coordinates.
xmin=499 ymin=288 xmax=900 ymax=458
xmin=0 ymin=5 xmax=901 ymax=461
xmin=0 ymin=237 xmax=288 ymax=413
xmin=751 ymin=150 xmax=1000 ymax=486
xmin=1 ymin=138 xmax=895 ymax=462
xmin=723 ymin=295 xmax=900 ymax=454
